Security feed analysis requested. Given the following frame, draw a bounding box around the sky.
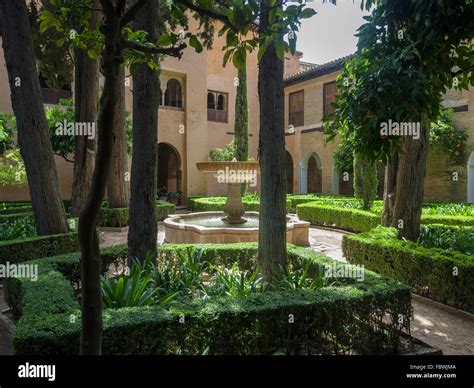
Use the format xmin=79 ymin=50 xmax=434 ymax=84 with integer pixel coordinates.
xmin=295 ymin=0 xmax=369 ymax=65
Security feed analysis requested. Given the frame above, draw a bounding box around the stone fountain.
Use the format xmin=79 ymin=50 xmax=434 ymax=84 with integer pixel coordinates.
xmin=164 ymin=160 xmax=309 ymax=245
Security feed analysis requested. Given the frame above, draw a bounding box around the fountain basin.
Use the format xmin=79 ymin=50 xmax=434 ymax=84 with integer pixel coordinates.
xmin=164 ymin=211 xmax=310 ymax=246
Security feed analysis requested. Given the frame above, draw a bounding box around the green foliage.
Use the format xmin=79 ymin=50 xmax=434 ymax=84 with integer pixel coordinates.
xmin=29 ymin=1 xmax=74 ymax=90
xmin=0 ymin=114 xmax=16 ymax=155
xmin=0 ymin=216 xmax=36 ymax=241
xmin=217 ymin=0 xmax=318 ymax=69
xmin=430 ymin=108 xmax=468 ymax=163
xmin=39 ymin=0 xmax=211 ymax=77
xmin=297 ymin=199 xmax=474 ymax=231
xmin=273 ymin=260 xmax=325 ymax=291
xmin=173 ymin=247 xmax=208 ymax=298
xmin=343 ymin=226 xmax=474 ymax=312
xmin=46 ymin=99 xmax=76 ymax=161
xmin=418 ymin=224 xmax=474 ymax=256
xmin=0 ymin=148 xmax=27 ymax=187
xmin=208 ymin=141 xmax=236 ymax=161
xmin=9 ymin=243 xmax=412 ymax=355
xmin=101 ymin=255 xmax=177 ymax=308
xmin=325 ymin=0 xmax=474 ymax=163
xmin=208 ymin=263 xmax=264 ymax=298
xmin=333 ymin=135 xmax=355 ymax=175
xmin=187 ymin=196 xmax=292 ymax=213
xmin=97 ymin=201 xmax=176 ymax=227
xmin=297 ymin=202 xmax=381 ymax=232
xmin=422 ymin=203 xmax=474 ymax=217
xmin=353 ymin=152 xmax=378 ymax=210
xmin=0 ymin=232 xmax=79 ymax=265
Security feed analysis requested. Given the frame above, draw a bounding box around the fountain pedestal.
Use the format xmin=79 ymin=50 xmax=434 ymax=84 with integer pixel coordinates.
xmin=223 ymin=182 xmax=246 ymax=224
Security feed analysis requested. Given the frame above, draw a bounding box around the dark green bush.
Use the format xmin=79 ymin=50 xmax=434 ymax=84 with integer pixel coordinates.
xmin=0 ymin=205 xmax=33 ymax=215
xmin=0 ymin=216 xmax=36 ymax=240
xmin=8 ymin=243 xmax=412 ymax=355
xmin=188 ymin=196 xmax=292 ymax=213
xmin=297 ymin=202 xmax=381 ymax=232
xmin=0 ymin=232 xmax=79 ymax=265
xmin=342 ymin=226 xmax=474 ymax=312
xmin=297 ymin=202 xmax=474 ymax=232
xmin=418 ymin=224 xmax=474 ymax=255
xmin=98 ymin=200 xmax=176 ymax=227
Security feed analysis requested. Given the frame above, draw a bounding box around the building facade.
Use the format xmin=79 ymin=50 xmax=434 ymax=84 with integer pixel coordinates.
xmin=0 ymin=28 xmax=473 ymax=203
xmin=283 ymin=56 xmax=474 ymax=203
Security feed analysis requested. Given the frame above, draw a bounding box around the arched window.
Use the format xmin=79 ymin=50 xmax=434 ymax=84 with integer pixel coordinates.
xmin=164 ymin=79 xmax=183 ymax=108
xmin=207 ymin=92 xmax=215 ymax=110
xmin=159 ymin=87 xmax=163 ymax=106
xmin=217 ymin=94 xmax=226 ymax=110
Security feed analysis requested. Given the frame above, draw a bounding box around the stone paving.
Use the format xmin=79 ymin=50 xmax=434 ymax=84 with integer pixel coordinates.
xmin=0 ymin=224 xmax=472 ymax=355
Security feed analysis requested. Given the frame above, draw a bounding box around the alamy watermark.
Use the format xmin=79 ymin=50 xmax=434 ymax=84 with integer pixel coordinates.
xmin=18 ymin=363 xmax=55 ymax=382
xmin=216 ymin=167 xmax=258 ymax=187
xmin=324 ymin=263 xmax=364 ymax=282
xmin=380 ymin=119 xmax=420 ymax=140
xmin=55 ymin=120 xmax=96 ymax=139
xmin=0 ymin=262 xmax=38 ymax=281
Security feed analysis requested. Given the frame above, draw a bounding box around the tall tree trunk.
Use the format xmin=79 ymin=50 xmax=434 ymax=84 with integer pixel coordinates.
xmin=234 ymin=63 xmax=249 ymax=196
xmin=128 ymin=0 xmax=160 ymax=262
xmin=381 ymin=125 xmax=429 ymax=240
xmin=70 ymin=1 xmax=100 ymax=217
xmin=257 ymin=2 xmax=287 ymax=282
xmin=79 ymin=11 xmax=122 ymax=355
xmin=0 ymin=0 xmax=68 ymax=235
xmin=106 ymin=67 xmax=130 ymax=208
xmin=381 ymin=154 xmax=398 ymax=226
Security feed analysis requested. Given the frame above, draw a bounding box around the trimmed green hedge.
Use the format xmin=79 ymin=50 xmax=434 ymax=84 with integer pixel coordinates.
xmin=7 ymin=243 xmax=412 ymax=355
xmin=0 ymin=206 xmax=34 ymax=216
xmin=188 ymin=196 xmax=292 ymax=213
xmin=342 ymin=226 xmax=474 ymax=312
xmin=297 ymin=203 xmax=381 ymax=232
xmin=0 ymin=232 xmax=79 ymax=265
xmin=297 ymin=202 xmax=474 ymax=232
xmin=0 ymin=212 xmax=35 ymax=227
xmin=98 ymin=200 xmax=175 ymax=228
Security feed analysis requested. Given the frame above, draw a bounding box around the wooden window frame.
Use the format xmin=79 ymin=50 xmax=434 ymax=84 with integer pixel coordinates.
xmin=323 ymin=81 xmax=338 ymax=117
xmin=289 ymin=90 xmax=304 ymax=127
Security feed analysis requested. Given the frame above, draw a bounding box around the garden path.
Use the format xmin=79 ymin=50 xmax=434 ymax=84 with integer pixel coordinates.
xmin=308 ymin=226 xmax=474 ymax=356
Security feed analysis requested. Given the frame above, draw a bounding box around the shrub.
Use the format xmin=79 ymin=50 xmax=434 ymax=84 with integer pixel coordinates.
xmin=0 ymin=216 xmax=36 ymax=241
xmin=297 ymin=202 xmax=380 ymax=232
xmin=208 ymin=263 xmax=264 ymax=298
xmin=98 ymin=200 xmax=176 ymax=227
xmin=0 ymin=232 xmax=79 ymax=265
xmin=353 ymin=152 xmax=378 ymax=210
xmin=342 ymin=226 xmax=474 ymax=312
xmin=297 ymin=201 xmax=474 ymax=232
xmin=8 ymin=243 xmax=412 ymax=355
xmin=418 ymin=224 xmax=474 ymax=255
xmin=188 ymin=196 xmax=292 ymax=213
xmin=102 ymin=256 xmax=172 ymax=308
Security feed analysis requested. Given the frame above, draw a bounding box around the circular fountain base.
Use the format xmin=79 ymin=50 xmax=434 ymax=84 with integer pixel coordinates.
xmin=164 ymin=211 xmax=310 ymax=246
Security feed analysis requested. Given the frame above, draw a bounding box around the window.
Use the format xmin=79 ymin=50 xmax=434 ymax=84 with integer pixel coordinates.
xmin=207 ymin=91 xmax=228 ymax=123
xmin=323 ymin=81 xmax=338 ymax=116
xmin=164 ymin=79 xmax=183 ymax=108
xmin=289 ymin=90 xmax=304 ymax=127
xmin=207 ymin=92 xmax=215 ymax=110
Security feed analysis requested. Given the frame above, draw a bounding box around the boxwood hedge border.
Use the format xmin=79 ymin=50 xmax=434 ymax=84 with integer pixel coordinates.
xmin=6 ymin=243 xmax=412 ymax=355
